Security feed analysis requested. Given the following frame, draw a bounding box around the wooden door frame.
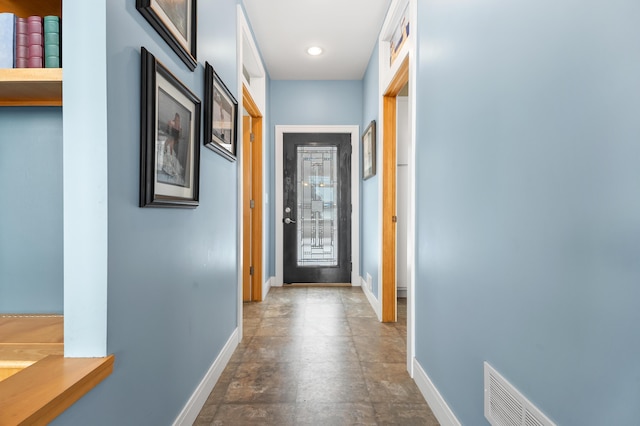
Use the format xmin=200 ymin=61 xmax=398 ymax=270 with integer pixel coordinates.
xmin=381 ymin=56 xmax=409 ymax=322
xmin=241 ymin=115 xmax=252 ymax=301
xmin=242 ymin=86 xmax=263 ymax=302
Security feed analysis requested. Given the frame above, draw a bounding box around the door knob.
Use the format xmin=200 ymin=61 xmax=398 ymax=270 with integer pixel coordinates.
xmin=284 ymin=217 xmax=296 ymax=224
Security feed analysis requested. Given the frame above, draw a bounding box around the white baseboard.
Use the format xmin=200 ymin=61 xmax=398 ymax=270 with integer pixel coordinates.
xmin=360 ymin=275 xmax=381 ymax=321
xmin=413 ymin=358 xmax=461 ymax=426
xmin=263 ymin=276 xmax=273 ymax=300
xmin=270 ymin=275 xmax=283 ymax=287
xmin=173 ymin=328 xmax=240 ymax=426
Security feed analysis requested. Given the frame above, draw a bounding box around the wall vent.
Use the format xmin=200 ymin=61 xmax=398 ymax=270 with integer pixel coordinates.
xmin=484 ymin=362 xmax=556 ymax=426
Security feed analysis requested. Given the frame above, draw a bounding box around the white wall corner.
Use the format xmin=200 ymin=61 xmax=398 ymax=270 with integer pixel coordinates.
xmin=360 ymin=275 xmax=382 ymax=321
xmin=63 ymin=0 xmax=109 ymax=358
xmin=172 ymin=328 xmax=240 ymax=426
xmin=413 ymin=358 xmax=461 ymax=426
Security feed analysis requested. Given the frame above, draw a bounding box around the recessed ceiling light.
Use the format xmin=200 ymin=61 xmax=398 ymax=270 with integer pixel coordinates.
xmin=307 ymin=46 xmax=323 ymax=56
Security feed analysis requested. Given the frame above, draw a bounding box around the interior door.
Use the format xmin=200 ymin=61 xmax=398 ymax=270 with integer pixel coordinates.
xmin=283 ymin=133 xmax=351 ymax=283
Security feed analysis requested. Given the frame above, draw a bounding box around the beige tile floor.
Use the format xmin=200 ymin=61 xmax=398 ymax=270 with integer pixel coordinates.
xmin=194 ymin=286 xmax=439 ymax=425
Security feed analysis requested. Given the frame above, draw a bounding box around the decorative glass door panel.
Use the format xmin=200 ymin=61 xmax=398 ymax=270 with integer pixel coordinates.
xmin=297 ymin=146 xmax=338 ymax=267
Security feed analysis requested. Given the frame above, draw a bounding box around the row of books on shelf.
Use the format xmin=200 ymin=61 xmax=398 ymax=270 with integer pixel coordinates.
xmin=0 ymin=12 xmax=61 ymax=69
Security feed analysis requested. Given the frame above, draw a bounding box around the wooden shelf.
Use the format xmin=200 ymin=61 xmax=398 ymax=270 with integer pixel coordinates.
xmin=0 ymin=68 xmax=63 ymax=106
xmin=0 ymin=0 xmax=62 ymax=17
xmin=0 ymin=355 xmax=115 ymax=425
xmin=0 ymin=315 xmax=114 ymax=424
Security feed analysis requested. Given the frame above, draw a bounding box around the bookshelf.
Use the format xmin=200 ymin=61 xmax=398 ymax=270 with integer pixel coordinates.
xmin=0 ymin=0 xmax=62 ymax=106
xmin=0 ymin=68 xmax=62 ymax=106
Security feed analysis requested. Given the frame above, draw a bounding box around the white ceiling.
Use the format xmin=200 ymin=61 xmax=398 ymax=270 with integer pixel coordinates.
xmin=242 ymin=0 xmax=392 ymax=80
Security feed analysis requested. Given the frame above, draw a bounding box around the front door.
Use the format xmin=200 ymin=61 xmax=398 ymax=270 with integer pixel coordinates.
xmin=283 ymin=133 xmax=351 ymax=283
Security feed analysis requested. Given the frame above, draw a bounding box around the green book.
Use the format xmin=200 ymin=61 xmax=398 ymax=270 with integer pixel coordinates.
xmin=43 ymin=15 xmax=60 ymax=68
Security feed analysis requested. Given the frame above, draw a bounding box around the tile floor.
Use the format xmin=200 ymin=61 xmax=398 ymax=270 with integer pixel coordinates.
xmin=194 ymin=286 xmax=439 ymax=425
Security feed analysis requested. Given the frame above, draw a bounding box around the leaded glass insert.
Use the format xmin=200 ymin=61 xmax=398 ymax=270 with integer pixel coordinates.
xmin=296 ymin=146 xmax=338 ymax=267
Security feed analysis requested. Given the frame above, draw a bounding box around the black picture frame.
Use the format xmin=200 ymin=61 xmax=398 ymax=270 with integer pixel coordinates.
xmin=140 ymin=47 xmax=201 ymax=208
xmin=362 ymin=120 xmax=376 ymax=180
xmin=137 ymin=0 xmax=197 ymax=71
xmin=204 ymin=62 xmax=238 ymax=161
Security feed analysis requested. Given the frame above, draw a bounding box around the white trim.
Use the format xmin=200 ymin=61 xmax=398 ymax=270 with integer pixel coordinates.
xmin=262 ymin=276 xmax=273 ymax=299
xmin=275 ymin=125 xmax=360 ymax=287
xmin=379 ymin=0 xmax=412 ymax=90
xmin=237 ymin=4 xmax=267 ymax=320
xmin=238 ymin=5 xmax=266 ymax=113
xmin=172 ymin=328 xmax=240 ymax=426
xmin=406 ymin=0 xmax=418 ymax=378
xmin=377 ymin=0 xmax=417 ymax=377
xmin=269 ymin=275 xmax=283 ymax=288
xmin=413 ymin=358 xmax=462 ymax=426
xmin=236 ymin=5 xmax=244 ymax=345
xmin=360 ymin=275 xmax=382 ymax=321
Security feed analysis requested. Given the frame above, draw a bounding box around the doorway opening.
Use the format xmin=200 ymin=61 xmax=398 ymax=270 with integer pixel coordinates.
xmin=381 ymin=56 xmax=409 ymax=322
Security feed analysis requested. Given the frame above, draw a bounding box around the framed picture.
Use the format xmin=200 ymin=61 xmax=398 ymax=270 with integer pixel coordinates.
xmin=389 ymin=3 xmax=410 ymax=65
xmin=362 ymin=120 xmax=376 ymax=180
xmin=137 ymin=0 xmax=197 ymax=71
xmin=204 ymin=62 xmax=238 ymax=161
xmin=140 ymin=47 xmax=201 ymax=208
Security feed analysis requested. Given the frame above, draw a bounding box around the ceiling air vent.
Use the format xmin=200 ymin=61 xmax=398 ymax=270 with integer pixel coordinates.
xmin=484 ymin=362 xmax=556 ymax=426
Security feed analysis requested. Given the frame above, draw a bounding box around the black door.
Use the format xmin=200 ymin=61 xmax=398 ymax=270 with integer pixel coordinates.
xmin=283 ymin=133 xmax=351 ymax=283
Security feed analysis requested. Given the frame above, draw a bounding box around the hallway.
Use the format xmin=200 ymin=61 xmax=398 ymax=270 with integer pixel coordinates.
xmin=194 ymin=286 xmax=439 ymax=425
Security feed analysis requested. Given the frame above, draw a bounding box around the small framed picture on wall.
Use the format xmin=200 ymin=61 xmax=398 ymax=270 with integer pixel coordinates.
xmin=139 ymin=47 xmax=201 ymax=208
xmin=204 ymin=62 xmax=238 ymax=161
xmin=362 ymin=120 xmax=376 ymax=180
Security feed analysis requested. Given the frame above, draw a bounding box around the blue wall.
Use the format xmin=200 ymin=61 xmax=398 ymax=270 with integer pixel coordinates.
xmin=360 ymin=43 xmax=380 ymax=298
xmin=414 ymin=0 xmax=640 ymax=424
xmin=268 ymin=80 xmax=363 ymax=276
xmin=52 ymin=0 xmax=240 ymax=424
xmin=0 ymin=108 xmax=63 ymax=313
xmin=269 ymin=80 xmax=364 ymax=127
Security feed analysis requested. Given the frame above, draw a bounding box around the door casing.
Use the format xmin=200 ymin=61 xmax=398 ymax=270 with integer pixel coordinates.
xmin=381 ymin=56 xmax=409 ymax=322
xmin=242 ymin=86 xmax=263 ymax=301
xmin=275 ymin=125 xmax=360 ymax=287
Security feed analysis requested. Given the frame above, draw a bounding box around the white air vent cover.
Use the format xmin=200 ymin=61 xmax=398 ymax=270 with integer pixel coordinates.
xmin=484 ymin=362 xmax=556 ymax=426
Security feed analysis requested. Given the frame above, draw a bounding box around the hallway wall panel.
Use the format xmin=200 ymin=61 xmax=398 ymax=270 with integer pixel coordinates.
xmin=51 ymin=0 xmax=240 ymax=424
xmin=414 ymin=0 xmax=640 ymax=424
